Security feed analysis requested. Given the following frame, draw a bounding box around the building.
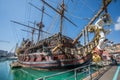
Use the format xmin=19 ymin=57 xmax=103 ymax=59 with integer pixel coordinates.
xmin=0 ymin=50 xmax=8 ymax=57
xmin=105 ymin=43 xmax=120 ymax=54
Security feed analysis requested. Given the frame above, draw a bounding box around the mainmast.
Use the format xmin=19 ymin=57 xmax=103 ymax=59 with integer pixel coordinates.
xmin=60 ymin=0 xmax=65 ymax=35
xmin=41 ymin=0 xmax=77 ymax=53
xmin=41 ymin=0 xmax=77 ymax=44
xmin=37 ymin=2 xmax=45 ymax=42
xmin=59 ymin=0 xmax=65 ymax=44
xmin=41 ymin=0 xmax=77 ymax=28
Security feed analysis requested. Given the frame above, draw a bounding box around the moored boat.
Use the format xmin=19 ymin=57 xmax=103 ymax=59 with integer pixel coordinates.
xmin=11 ymin=0 xmax=112 ymax=69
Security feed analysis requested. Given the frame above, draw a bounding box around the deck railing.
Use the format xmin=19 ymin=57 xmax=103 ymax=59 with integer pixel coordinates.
xmin=36 ymin=64 xmax=100 ymax=80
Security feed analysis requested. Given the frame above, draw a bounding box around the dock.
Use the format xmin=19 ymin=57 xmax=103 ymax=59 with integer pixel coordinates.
xmin=85 ymin=64 xmax=120 ymax=80
xmin=99 ymin=65 xmax=120 ymax=80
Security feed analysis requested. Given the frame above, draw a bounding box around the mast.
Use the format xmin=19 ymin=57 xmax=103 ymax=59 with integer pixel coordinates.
xmin=41 ymin=0 xmax=77 ymax=27
xmin=15 ymin=43 xmax=18 ymax=56
xmin=37 ymin=2 xmax=45 ymax=42
xmin=11 ymin=20 xmax=51 ymax=34
xmin=58 ymin=0 xmax=65 ymax=44
xmin=31 ymin=21 xmax=36 ymax=43
xmin=21 ymin=29 xmax=35 ymax=44
xmin=60 ymin=0 xmax=65 ymax=34
xmin=31 ymin=29 xmax=35 ymax=43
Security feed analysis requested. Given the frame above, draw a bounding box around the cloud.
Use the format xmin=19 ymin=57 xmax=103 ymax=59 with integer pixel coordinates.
xmin=115 ymin=16 xmax=120 ymax=31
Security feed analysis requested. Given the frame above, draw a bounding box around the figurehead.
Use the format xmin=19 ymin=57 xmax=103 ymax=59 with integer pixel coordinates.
xmin=95 ymin=13 xmax=112 ymax=52
xmin=90 ymin=13 xmax=112 ymax=64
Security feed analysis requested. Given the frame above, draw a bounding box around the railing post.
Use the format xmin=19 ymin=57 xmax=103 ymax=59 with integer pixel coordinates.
xmin=36 ymin=65 xmax=92 ymax=80
xmin=74 ymin=69 xmax=77 ymax=80
xmin=88 ymin=65 xmax=92 ymax=80
xmin=43 ymin=77 xmax=46 ymax=80
xmin=96 ymin=64 xmax=100 ymax=74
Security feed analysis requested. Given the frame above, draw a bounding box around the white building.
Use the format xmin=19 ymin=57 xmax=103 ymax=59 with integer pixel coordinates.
xmin=0 ymin=50 xmax=8 ymax=57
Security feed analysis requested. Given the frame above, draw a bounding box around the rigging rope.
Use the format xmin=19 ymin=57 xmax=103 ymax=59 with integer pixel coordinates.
xmin=28 ymin=0 xmax=32 ymax=21
xmin=46 ymin=14 xmax=59 ymax=35
xmin=67 ymin=12 xmax=90 ymax=20
xmin=66 ymin=0 xmax=70 ymax=6
xmin=81 ymin=0 xmax=95 ymax=13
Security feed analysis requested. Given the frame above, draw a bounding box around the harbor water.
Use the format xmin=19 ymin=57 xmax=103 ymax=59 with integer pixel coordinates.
xmin=0 ymin=60 xmax=90 ymax=80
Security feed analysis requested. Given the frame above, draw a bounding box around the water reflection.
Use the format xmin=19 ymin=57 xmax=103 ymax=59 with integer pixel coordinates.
xmin=0 ymin=61 xmax=13 ymax=80
xmin=12 ymin=68 xmax=37 ymax=80
xmin=0 ymin=61 xmax=38 ymax=80
xmin=0 ymin=60 xmax=84 ymax=80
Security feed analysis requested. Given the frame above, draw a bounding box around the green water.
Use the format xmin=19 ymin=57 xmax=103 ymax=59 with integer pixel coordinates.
xmin=0 ymin=60 xmax=90 ymax=80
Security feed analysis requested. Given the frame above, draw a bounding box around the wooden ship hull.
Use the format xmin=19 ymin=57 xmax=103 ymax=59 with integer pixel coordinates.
xmin=11 ymin=0 xmax=112 ymax=69
xmin=16 ymin=34 xmax=92 ymax=69
xmin=18 ymin=53 xmax=92 ymax=69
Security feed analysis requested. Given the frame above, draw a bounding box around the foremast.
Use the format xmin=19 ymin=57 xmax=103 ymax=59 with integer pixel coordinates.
xmin=37 ymin=2 xmax=45 ymax=42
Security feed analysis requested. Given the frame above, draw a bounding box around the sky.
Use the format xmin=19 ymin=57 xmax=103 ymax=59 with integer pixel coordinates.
xmin=0 ymin=0 xmax=120 ymax=52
